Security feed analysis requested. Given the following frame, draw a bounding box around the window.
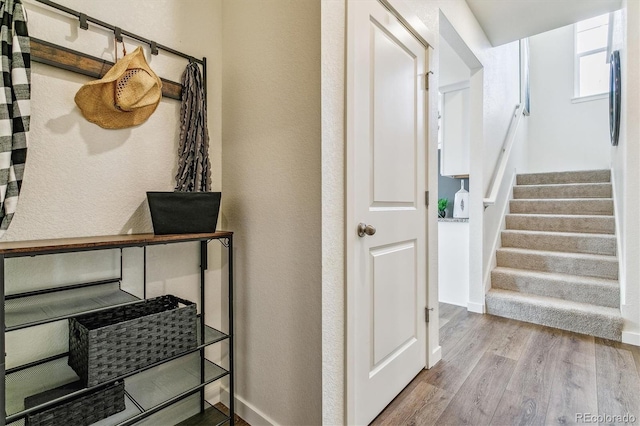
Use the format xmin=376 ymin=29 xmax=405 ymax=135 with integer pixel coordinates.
xmin=575 ymin=14 xmax=610 ymax=99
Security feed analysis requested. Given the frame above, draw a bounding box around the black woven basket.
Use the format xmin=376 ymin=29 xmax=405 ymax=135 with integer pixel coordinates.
xmin=68 ymin=295 xmax=197 ymax=387
xmin=25 ymin=380 xmax=125 ymax=426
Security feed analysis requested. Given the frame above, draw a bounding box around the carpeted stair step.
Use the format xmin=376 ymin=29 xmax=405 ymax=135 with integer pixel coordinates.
xmin=506 ymin=214 xmax=614 ymax=234
xmin=491 ymin=267 xmax=619 ymax=308
xmin=516 ymin=169 xmax=610 ymax=185
xmin=485 ymin=288 xmax=622 ymax=341
xmin=496 ymin=247 xmax=618 ymax=280
xmin=501 ymin=229 xmax=616 ymax=255
xmin=509 ymin=198 xmax=613 ymax=215
xmin=513 ymin=183 xmax=612 ymax=199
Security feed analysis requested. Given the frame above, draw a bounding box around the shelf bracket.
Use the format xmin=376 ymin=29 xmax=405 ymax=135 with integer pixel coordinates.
xmin=218 ymin=238 xmax=230 ymax=249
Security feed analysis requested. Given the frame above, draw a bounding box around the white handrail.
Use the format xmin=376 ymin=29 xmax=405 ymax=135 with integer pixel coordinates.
xmin=483 ymin=103 xmax=525 ymax=207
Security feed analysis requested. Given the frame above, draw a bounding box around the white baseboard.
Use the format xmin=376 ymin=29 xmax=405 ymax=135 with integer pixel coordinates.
xmin=218 ymin=387 xmax=279 ymax=426
xmin=437 ymin=298 xmax=467 ymax=308
xmin=622 ymin=331 xmax=640 ymax=346
xmin=467 ymin=301 xmax=485 ymax=313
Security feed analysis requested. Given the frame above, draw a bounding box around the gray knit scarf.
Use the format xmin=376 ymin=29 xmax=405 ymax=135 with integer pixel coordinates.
xmin=175 ymin=62 xmax=210 ymax=192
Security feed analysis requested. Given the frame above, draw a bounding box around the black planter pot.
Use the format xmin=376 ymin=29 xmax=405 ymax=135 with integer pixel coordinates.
xmin=147 ymin=191 xmax=221 ymax=234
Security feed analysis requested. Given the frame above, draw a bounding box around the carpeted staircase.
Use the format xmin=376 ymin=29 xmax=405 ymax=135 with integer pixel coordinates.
xmin=485 ymin=169 xmax=623 ymax=341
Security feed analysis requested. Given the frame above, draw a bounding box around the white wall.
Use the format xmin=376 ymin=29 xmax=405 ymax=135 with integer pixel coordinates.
xmin=482 ymin=107 xmax=529 ymax=293
xmin=439 ymin=35 xmax=470 ymax=88
xmin=221 ymin=1 xmax=322 ymax=425
xmin=525 ymin=24 xmax=611 ymax=173
xmin=611 ymin=1 xmax=640 ymax=345
xmin=8 ymin=0 xmax=224 ymax=387
xmin=403 ymin=1 xmax=521 ymax=314
xmin=438 ymin=32 xmax=472 ymax=307
xmin=447 ymin=5 xmax=519 ymax=314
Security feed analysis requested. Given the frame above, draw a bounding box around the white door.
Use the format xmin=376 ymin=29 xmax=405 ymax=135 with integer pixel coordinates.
xmin=347 ymin=1 xmax=428 ymax=424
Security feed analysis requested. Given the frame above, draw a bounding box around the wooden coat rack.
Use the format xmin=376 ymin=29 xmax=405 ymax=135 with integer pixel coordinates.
xmin=30 ymin=0 xmax=208 ymax=102
xmin=31 ymin=38 xmax=184 ymax=100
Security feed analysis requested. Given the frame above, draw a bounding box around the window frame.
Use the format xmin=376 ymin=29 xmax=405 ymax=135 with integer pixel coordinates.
xmin=573 ymin=15 xmax=610 ymax=101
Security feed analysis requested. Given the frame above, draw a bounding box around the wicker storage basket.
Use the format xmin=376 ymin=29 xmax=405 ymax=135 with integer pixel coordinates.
xmin=68 ymin=295 xmax=197 ymax=387
xmin=25 ymin=380 xmax=125 ymax=426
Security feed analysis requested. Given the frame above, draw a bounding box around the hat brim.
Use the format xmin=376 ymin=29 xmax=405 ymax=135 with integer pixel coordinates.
xmin=75 ymin=47 xmax=163 ymax=129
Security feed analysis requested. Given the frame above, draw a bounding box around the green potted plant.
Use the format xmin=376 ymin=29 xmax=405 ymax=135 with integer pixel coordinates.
xmin=438 ymin=198 xmax=448 ymax=218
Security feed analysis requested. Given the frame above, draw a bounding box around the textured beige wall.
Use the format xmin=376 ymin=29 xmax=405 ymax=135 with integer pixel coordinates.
xmin=221 ymin=0 xmax=323 ymax=424
xmin=321 ymin=1 xmax=345 ymax=423
xmin=17 ymin=0 xmax=222 ymax=240
xmin=8 ymin=0 xmax=224 ymax=386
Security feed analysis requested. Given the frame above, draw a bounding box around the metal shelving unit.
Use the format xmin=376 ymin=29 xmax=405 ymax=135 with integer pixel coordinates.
xmin=0 ymin=232 xmax=234 ymax=426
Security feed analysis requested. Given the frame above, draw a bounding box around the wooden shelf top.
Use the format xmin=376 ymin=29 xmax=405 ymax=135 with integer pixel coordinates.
xmin=0 ymin=231 xmax=233 ymax=257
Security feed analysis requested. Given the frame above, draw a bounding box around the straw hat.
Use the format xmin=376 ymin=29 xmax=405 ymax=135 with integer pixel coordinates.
xmin=75 ymin=46 xmax=162 ymax=129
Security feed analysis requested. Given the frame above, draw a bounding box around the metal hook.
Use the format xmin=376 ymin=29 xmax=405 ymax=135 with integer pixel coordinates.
xmin=78 ymin=13 xmax=88 ymax=30
xmin=150 ymin=41 xmax=158 ymax=56
xmin=114 ymin=27 xmax=123 ymax=42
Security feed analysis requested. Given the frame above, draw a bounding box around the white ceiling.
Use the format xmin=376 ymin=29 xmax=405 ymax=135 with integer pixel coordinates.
xmin=465 ymin=0 xmax=622 ymax=46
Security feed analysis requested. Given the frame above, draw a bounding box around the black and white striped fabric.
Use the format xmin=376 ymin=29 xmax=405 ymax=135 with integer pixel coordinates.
xmin=0 ymin=0 xmax=29 ymax=237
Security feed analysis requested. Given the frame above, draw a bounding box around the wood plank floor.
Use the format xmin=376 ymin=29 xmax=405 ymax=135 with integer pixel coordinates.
xmin=372 ymin=303 xmax=640 ymax=426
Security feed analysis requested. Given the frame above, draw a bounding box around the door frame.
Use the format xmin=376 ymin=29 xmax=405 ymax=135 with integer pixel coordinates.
xmin=345 ymin=1 xmax=439 ymax=424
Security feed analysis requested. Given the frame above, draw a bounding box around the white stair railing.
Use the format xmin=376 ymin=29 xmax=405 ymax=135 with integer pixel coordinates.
xmin=483 ymin=103 xmax=525 ymax=207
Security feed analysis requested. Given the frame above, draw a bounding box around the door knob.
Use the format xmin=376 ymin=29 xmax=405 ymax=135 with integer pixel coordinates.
xmin=357 ymin=223 xmax=376 ymax=237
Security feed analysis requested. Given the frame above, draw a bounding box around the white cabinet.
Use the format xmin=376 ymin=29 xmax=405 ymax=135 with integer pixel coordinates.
xmin=438 ymin=220 xmax=469 ymax=307
xmin=440 ymin=83 xmax=470 ymax=177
